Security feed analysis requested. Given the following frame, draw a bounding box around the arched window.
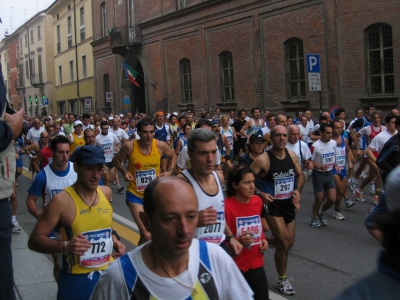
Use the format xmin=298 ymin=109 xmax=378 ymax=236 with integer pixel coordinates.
xmin=103 ymin=74 xmax=110 ymax=107
xmin=365 ymin=24 xmax=394 ymax=96
xmin=219 ymin=51 xmax=234 ymax=102
xmin=284 ymin=38 xmax=306 ymax=100
xmin=179 ymin=59 xmax=192 ymax=102
xmin=100 ymin=3 xmax=107 ymax=38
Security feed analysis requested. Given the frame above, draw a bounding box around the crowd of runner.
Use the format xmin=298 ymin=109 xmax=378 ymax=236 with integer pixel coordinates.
xmin=9 ymin=103 xmax=400 ymax=299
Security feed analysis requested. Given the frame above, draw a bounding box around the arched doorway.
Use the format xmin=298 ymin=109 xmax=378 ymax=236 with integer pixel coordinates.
xmin=129 ymin=61 xmax=146 ymax=115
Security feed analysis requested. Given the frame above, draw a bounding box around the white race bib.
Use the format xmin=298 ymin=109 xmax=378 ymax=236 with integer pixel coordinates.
xmin=136 ymin=169 xmax=156 ymax=192
xmin=236 ymin=215 xmax=262 ymax=246
xmin=80 ymin=228 xmax=113 ymax=269
xmin=274 ymin=177 xmax=294 ymax=199
xmin=336 ymin=156 xmax=345 ymax=169
xmin=322 ymin=152 xmax=335 ymax=167
xmin=196 ymin=211 xmax=225 ymax=244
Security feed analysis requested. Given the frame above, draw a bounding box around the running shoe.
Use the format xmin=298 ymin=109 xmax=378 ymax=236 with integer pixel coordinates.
xmin=332 ymin=211 xmax=345 ymax=220
xmin=318 ymin=212 xmax=328 ymax=226
xmin=373 ymin=195 xmax=379 ymax=204
xmin=12 ymin=220 xmax=21 ymax=233
xmin=277 ymin=278 xmax=295 ymax=296
xmin=117 ymin=185 xmax=124 ymax=193
xmin=360 ymin=171 xmax=368 ymax=180
xmin=350 ymin=178 xmax=358 ymax=190
xmin=369 ymin=182 xmax=375 ymax=195
xmin=309 ymin=216 xmax=321 ymax=228
xmin=345 ymin=199 xmax=355 ymax=208
xmin=353 ymin=188 xmax=365 ymax=202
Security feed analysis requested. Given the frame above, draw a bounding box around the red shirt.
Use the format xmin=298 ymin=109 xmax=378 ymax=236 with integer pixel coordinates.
xmin=224 ymin=195 xmax=265 ymax=272
xmin=40 ymin=146 xmax=53 ymax=170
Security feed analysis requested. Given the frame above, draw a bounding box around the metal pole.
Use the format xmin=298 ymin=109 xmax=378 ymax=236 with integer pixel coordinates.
xmin=319 ymin=91 xmax=322 ymax=116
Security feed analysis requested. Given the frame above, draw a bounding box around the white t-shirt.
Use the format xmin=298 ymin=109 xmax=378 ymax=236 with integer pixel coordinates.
xmin=358 ymin=125 xmax=386 ymax=141
xmin=82 ymin=124 xmax=94 ymax=131
xmin=109 ymin=127 xmax=129 ymax=142
xmin=89 ymin=239 xmax=253 ymax=300
xmin=298 ymin=124 xmax=310 ymax=143
xmin=176 ymin=146 xmax=221 ymax=169
xmin=306 ymin=120 xmax=314 ymax=143
xmin=26 ymin=127 xmax=45 ymax=144
xmin=311 ymin=139 xmax=337 ymax=172
xmin=368 ymin=130 xmax=396 ymax=153
xmin=286 ymin=140 xmax=311 ymax=163
xmin=261 ymin=127 xmax=270 ymax=136
xmin=95 ymin=132 xmax=120 ymax=162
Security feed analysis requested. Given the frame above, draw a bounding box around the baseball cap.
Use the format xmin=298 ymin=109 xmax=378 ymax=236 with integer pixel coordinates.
xmin=173 ymin=112 xmax=179 ymax=116
xmin=384 ymin=165 xmax=400 ymax=212
xmin=119 ymin=114 xmax=124 ymax=117
xmin=74 ymin=146 xmax=107 ymax=165
xmin=108 ymin=116 xmax=114 ymax=120
xmin=74 ymin=120 xmax=83 ymax=127
xmin=250 ymin=133 xmax=264 ymax=143
xmin=211 ymin=120 xmax=220 ymax=126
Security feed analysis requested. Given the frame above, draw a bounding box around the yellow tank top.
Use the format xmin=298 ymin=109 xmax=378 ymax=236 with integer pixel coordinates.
xmin=127 ymin=139 xmax=161 ymax=198
xmin=70 ymin=132 xmax=85 ymax=153
xmin=60 ymin=186 xmax=114 ymax=274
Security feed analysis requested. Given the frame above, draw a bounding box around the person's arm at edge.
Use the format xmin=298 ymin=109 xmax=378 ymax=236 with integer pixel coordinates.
xmin=158 ymin=140 xmax=176 ymax=176
xmin=112 ymin=142 xmax=134 ymax=180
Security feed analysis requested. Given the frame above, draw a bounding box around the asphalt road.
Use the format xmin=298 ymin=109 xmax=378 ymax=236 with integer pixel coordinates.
xmin=14 ymin=155 xmax=380 ymax=300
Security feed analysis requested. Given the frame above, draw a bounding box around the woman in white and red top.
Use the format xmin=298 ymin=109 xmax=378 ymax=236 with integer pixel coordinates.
xmin=225 ymin=164 xmax=268 ymax=300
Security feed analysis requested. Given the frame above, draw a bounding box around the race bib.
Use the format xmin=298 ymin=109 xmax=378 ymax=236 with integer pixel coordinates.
xmin=136 ymin=169 xmax=156 ymax=192
xmin=274 ymin=177 xmax=294 ymax=199
xmin=322 ymin=152 xmax=335 ymax=167
xmin=196 ymin=211 xmax=225 ymax=244
xmin=80 ymin=228 xmax=113 ymax=268
xmin=336 ymin=156 xmax=345 ymax=169
xmin=236 ymin=215 xmax=262 ymax=246
xmin=101 ymin=143 xmax=113 ymax=161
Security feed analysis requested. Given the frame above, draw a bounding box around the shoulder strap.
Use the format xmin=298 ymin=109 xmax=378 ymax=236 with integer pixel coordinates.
xmin=198 ymin=240 xmax=211 ymax=272
xmin=298 ymin=141 xmax=302 ymax=162
xmin=119 ymin=254 xmax=138 ymax=297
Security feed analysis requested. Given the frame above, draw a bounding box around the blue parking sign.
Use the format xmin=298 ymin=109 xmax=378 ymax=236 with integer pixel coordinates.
xmin=306 ymin=54 xmax=320 ymax=73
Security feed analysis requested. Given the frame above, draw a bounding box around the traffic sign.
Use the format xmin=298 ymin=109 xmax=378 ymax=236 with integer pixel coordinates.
xmin=85 ymin=98 xmax=91 ymax=108
xmin=329 ymin=105 xmax=340 ymax=121
xmin=306 ymin=54 xmax=320 ymax=73
xmin=106 ymin=92 xmax=113 ymax=103
xmin=42 ymin=98 xmax=49 ymax=106
xmin=308 ymin=73 xmax=321 ymax=91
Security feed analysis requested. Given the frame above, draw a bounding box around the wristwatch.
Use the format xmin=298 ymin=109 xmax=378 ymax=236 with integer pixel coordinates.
xmin=226 ymin=235 xmax=235 ymax=242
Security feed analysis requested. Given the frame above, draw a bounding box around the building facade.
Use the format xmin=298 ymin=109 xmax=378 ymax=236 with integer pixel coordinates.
xmin=103 ymin=0 xmax=399 ymax=118
xmin=47 ymin=0 xmax=95 ymax=117
xmin=2 ymin=33 xmax=21 ymax=110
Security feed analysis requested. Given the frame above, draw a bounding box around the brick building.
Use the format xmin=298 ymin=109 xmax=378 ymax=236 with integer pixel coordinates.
xmin=3 ymin=33 xmax=21 ymax=110
xmin=99 ymin=0 xmax=399 ymax=119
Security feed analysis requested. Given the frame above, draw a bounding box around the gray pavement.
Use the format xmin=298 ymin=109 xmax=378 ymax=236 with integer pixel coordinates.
xmin=12 ymin=228 xmax=57 ymax=300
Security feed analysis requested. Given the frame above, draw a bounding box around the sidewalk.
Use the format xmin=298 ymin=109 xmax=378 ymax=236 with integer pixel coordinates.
xmin=12 ymin=228 xmax=57 ymax=300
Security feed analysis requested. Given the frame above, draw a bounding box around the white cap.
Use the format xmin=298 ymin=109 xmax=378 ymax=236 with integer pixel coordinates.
xmin=173 ymin=112 xmax=179 ymax=116
xmin=74 ymin=120 xmax=83 ymax=127
xmin=384 ymin=165 xmax=400 ymax=212
xmin=108 ymin=116 xmax=113 ymax=120
xmin=119 ymin=114 xmax=124 ymax=117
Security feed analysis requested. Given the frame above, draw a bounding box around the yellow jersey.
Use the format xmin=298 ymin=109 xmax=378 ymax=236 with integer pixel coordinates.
xmin=60 ymin=186 xmax=114 ymax=274
xmin=70 ymin=132 xmax=85 ymax=153
xmin=127 ymin=139 xmax=161 ymax=199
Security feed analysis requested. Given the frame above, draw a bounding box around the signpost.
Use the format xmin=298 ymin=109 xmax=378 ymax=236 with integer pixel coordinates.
xmin=85 ymin=99 xmax=91 ymax=109
xmin=106 ymin=92 xmax=113 ymax=103
xmin=42 ymin=97 xmax=49 ymax=106
xmin=306 ymin=54 xmax=322 ymax=115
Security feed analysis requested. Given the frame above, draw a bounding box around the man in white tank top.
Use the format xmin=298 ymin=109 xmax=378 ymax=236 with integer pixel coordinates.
xmin=178 ymin=129 xmax=243 ymax=256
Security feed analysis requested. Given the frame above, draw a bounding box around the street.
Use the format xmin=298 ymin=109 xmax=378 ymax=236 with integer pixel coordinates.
xmin=14 ymin=156 xmax=380 ymax=300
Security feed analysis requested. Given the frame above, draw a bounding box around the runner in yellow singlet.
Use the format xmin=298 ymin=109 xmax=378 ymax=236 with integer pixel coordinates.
xmin=28 ymin=146 xmax=126 ymax=300
xmin=69 ymin=120 xmax=86 ymax=153
xmin=113 ymin=117 xmax=177 ymax=245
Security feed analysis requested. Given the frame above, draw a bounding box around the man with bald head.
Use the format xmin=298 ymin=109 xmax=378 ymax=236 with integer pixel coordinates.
xmin=286 ymin=125 xmax=314 ymax=171
xmin=251 ymin=125 xmax=305 ymax=296
xmin=90 ymin=177 xmax=253 ymax=299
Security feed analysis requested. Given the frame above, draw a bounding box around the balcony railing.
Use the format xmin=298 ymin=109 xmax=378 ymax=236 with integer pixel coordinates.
xmin=109 ymin=25 xmax=142 ymax=48
xmin=15 ymin=77 xmax=25 ymax=91
xmin=31 ymin=73 xmax=44 ymax=87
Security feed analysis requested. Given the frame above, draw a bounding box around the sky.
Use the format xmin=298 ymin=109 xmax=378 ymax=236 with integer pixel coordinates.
xmin=0 ymin=0 xmax=56 ymax=38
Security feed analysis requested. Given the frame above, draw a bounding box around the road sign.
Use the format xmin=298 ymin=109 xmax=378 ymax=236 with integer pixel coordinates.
xmin=308 ymin=73 xmax=321 ymax=91
xmin=85 ymin=98 xmax=91 ymax=108
xmin=106 ymin=92 xmax=113 ymax=103
xmin=329 ymin=105 xmax=340 ymax=121
xmin=42 ymin=98 xmax=49 ymax=106
xmin=306 ymin=54 xmax=320 ymax=73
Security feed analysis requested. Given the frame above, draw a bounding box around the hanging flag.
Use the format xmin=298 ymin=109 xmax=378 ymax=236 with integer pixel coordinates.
xmin=123 ymin=61 xmax=140 ymax=87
